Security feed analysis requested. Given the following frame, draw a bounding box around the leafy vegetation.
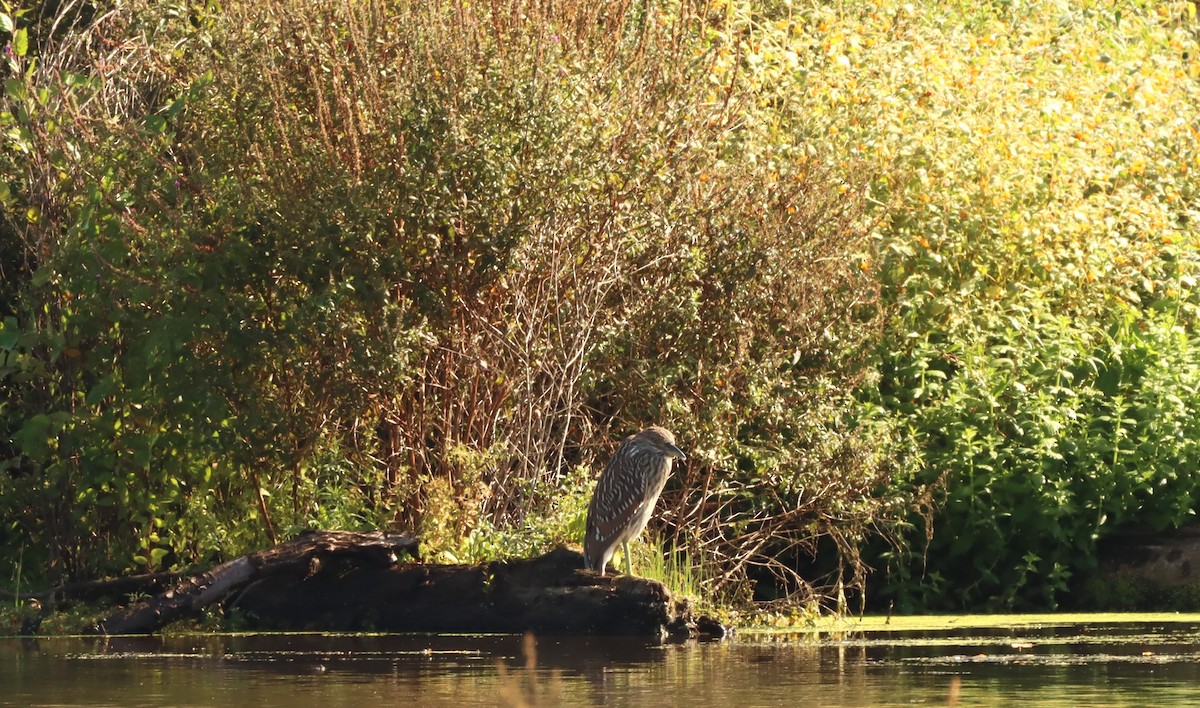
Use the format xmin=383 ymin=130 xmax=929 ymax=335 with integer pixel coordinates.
xmin=1 ymin=0 xmax=1198 ymax=615
xmin=848 ymin=0 xmax=1200 ymax=610
xmin=0 ymin=0 xmax=888 ymax=609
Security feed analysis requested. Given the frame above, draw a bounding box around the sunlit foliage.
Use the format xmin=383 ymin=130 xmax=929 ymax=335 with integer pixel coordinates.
xmin=0 ymin=0 xmax=887 ymax=606
xmin=2 ymin=0 xmax=1198 ymax=612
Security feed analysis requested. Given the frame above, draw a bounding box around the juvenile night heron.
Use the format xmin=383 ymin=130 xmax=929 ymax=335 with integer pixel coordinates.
xmin=583 ymin=426 xmax=686 ymax=576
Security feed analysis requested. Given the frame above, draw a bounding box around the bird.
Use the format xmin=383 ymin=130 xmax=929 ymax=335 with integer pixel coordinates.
xmin=583 ymin=426 xmax=686 ymax=576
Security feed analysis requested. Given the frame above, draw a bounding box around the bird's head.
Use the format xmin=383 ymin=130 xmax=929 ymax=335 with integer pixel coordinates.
xmin=637 ymin=425 xmax=687 ymax=461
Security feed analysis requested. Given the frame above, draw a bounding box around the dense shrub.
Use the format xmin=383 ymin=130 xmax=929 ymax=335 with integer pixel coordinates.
xmin=7 ymin=0 xmax=1197 ymax=613
xmin=0 ymin=0 xmax=891 ymax=605
xmin=806 ymin=0 xmax=1200 ymax=609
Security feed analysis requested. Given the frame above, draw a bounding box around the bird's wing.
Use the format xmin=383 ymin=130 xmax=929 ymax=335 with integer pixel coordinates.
xmin=587 ymin=448 xmax=662 ymax=545
xmin=587 ymin=475 xmax=648 ymax=544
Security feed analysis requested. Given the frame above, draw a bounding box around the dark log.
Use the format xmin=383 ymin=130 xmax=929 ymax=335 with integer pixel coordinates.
xmin=95 ymin=530 xmax=418 ymax=635
xmin=1098 ymin=528 xmax=1200 ymax=589
xmin=234 ymin=545 xmax=725 ymax=642
xmin=1 ymin=570 xmax=188 ymax=605
xmin=94 ymin=531 xmax=724 ymax=642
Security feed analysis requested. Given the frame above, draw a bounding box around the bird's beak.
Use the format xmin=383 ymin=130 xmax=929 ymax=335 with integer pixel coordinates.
xmin=665 ymin=443 xmax=686 ymax=461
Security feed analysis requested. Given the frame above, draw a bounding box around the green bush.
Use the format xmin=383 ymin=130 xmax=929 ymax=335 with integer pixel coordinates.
xmin=1 ymin=0 xmax=894 ymax=605
xmin=844 ymin=0 xmax=1200 ymax=609
xmin=9 ymin=0 xmax=1195 ymax=614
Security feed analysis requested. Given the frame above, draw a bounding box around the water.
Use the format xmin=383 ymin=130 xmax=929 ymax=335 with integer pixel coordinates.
xmin=4 ymin=620 xmax=1200 ymax=706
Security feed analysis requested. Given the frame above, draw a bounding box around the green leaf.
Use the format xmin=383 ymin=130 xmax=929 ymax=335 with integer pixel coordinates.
xmin=12 ymin=27 xmax=26 ymax=57
xmin=0 ymin=14 xmax=13 ymax=34
xmin=86 ymin=377 xmax=117 ymax=405
xmin=144 ymin=114 xmax=167 ymax=134
xmin=4 ymin=77 xmax=24 ymax=100
xmin=0 ymin=316 xmax=18 ymax=351
xmin=12 ymin=413 xmax=53 ymax=462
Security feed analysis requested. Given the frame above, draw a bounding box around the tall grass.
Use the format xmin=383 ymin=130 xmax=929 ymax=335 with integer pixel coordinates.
xmin=633 ymin=538 xmax=708 ymax=605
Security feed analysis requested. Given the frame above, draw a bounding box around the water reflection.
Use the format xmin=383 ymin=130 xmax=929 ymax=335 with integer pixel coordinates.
xmin=4 ymin=621 xmax=1200 ymax=706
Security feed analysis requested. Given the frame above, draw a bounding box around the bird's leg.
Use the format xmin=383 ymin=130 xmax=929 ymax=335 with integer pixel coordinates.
xmin=622 ymin=540 xmax=632 ymax=576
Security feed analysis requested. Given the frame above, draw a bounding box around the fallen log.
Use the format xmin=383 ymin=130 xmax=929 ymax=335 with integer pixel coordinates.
xmin=2 ymin=569 xmax=188 ymax=605
xmin=95 ymin=531 xmax=724 ymax=642
xmin=95 ymin=529 xmax=418 ymax=635
xmin=1090 ymin=527 xmax=1200 ymax=609
xmin=234 ymin=545 xmax=725 ymax=641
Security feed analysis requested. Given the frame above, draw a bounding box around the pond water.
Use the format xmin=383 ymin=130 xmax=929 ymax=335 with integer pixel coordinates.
xmin=4 ymin=619 xmax=1200 ymax=706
